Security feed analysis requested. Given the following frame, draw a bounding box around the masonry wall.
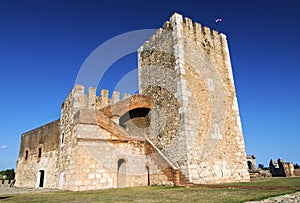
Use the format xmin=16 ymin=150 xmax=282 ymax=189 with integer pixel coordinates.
xmin=73 ymin=139 xmax=152 ymax=191
xmin=56 ymin=85 xmax=85 ymax=190
xmin=57 ymin=85 xmax=173 ymax=191
xmin=138 ymin=13 xmax=250 ymax=183
xmin=138 ymin=16 xmax=186 ymax=174
xmin=179 ymin=14 xmax=249 ymax=183
xmin=15 ymin=120 xmax=60 ymax=188
xmin=70 ymin=113 xmax=174 ymax=190
xmin=70 ymin=139 xmax=174 ymax=191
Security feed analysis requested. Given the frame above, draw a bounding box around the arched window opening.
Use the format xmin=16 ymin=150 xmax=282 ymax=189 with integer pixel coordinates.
xmin=38 ymin=148 xmax=42 ymax=158
xmin=37 ymin=145 xmax=43 ymax=162
xmin=24 ymin=149 xmax=29 ymax=161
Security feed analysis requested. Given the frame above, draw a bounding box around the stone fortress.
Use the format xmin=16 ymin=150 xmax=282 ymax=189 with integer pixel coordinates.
xmin=15 ymin=13 xmax=250 ymax=191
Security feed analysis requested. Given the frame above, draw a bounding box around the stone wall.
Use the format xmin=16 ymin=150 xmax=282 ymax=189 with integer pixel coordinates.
xmin=67 ymin=116 xmax=174 ymax=190
xmin=56 ymin=85 xmax=173 ymax=191
xmin=138 ymin=14 xmax=185 ymax=176
xmin=138 ymin=13 xmax=250 ymax=184
xmin=283 ymin=162 xmax=295 ymax=177
xmin=56 ymin=85 xmax=122 ymax=190
xmin=15 ymin=120 xmax=60 ymax=188
xmin=270 ymin=158 xmax=295 ymax=177
xmin=294 ymin=169 xmax=300 ymax=176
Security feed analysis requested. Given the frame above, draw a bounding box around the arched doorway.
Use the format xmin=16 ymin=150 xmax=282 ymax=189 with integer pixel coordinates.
xmin=247 ymin=161 xmax=253 ymax=170
xmin=38 ymin=170 xmax=45 ymax=187
xmin=117 ymin=159 xmax=126 ymax=188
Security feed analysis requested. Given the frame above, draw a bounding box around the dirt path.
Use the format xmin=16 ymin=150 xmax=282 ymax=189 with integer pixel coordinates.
xmin=0 ymin=187 xmax=58 ymax=195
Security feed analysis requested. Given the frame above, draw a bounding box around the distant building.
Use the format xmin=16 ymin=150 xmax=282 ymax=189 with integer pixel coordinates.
xmin=0 ymin=175 xmax=7 ymax=180
xmin=269 ymin=158 xmax=294 ymax=177
xmin=246 ymin=155 xmax=256 ymax=170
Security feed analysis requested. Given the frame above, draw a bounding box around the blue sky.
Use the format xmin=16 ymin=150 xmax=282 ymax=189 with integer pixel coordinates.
xmin=0 ymin=0 xmax=299 ymax=170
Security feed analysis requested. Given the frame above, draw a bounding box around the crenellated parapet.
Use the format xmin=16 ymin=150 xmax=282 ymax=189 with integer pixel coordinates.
xmin=174 ymin=13 xmax=228 ymax=56
xmin=97 ymin=88 xmax=132 ymax=109
xmin=61 ymin=84 xmax=132 ymax=114
xmin=139 ymin=13 xmax=228 ymax=59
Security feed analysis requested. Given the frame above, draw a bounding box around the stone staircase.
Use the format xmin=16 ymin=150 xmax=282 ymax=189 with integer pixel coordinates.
xmin=145 ymin=137 xmax=191 ymax=186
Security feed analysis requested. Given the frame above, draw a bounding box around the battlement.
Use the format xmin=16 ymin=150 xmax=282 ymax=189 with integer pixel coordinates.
xmin=63 ymin=84 xmax=132 ymax=111
xmin=139 ymin=12 xmax=228 ymax=56
xmin=170 ymin=13 xmax=226 ymax=39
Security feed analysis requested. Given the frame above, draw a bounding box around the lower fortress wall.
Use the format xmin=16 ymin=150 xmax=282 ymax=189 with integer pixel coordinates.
xmin=15 ymin=120 xmax=60 ymax=188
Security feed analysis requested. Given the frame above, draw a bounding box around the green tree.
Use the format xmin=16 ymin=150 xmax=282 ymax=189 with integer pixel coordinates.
xmin=258 ymin=164 xmax=264 ymax=169
xmin=0 ymin=169 xmax=15 ymax=180
xmin=294 ymin=164 xmax=300 ymax=169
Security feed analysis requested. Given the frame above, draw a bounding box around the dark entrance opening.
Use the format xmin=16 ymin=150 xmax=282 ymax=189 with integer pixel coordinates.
xmin=39 ymin=170 xmax=45 ymax=187
xmin=247 ymin=161 xmax=253 ymax=170
xmin=146 ymin=166 xmax=150 ymax=186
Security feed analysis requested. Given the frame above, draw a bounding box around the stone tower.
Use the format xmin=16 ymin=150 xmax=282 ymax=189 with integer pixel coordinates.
xmin=138 ymin=13 xmax=250 ymax=183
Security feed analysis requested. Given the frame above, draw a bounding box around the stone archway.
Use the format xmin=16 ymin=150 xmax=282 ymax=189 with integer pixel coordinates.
xmin=100 ymin=95 xmax=152 ymax=118
xmin=117 ymin=159 xmax=126 ymax=188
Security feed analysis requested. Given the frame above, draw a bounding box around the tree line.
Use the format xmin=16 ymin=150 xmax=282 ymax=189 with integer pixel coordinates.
xmin=0 ymin=169 xmax=15 ymax=180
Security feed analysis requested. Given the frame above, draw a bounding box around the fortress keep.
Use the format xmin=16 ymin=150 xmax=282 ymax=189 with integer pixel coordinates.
xmin=15 ymin=13 xmax=250 ymax=191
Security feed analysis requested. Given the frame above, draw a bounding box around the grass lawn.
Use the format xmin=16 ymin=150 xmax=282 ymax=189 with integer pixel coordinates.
xmin=0 ymin=177 xmax=299 ymax=203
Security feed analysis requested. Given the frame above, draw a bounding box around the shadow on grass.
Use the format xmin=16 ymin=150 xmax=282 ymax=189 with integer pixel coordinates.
xmin=0 ymin=196 xmax=12 ymax=200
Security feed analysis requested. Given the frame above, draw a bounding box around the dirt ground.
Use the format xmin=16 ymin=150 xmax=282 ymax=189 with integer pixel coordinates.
xmin=0 ymin=187 xmax=58 ymax=195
